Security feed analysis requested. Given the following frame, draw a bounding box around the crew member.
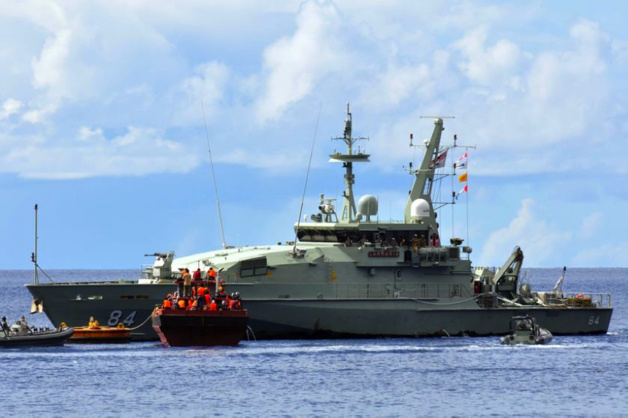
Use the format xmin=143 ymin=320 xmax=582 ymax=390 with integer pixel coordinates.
xmin=183 ymin=268 xmax=192 ymax=297
xmin=174 ymin=274 xmax=184 ymax=298
xmin=1 ymin=316 xmax=10 ymax=334
xmin=195 ymin=294 xmax=205 ymax=310
xmin=214 ymin=286 xmax=227 ymax=306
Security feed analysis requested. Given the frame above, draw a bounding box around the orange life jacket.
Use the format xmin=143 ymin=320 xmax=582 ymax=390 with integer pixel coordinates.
xmin=209 ymin=302 xmax=217 ymax=311
xmin=177 ymin=299 xmax=186 ymax=309
xmin=163 ymin=299 xmax=172 ymax=309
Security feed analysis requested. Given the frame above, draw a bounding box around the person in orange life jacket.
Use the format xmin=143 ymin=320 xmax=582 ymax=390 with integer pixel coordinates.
xmin=197 ymin=286 xmax=206 ymax=297
xmin=209 ymin=299 xmax=218 ymax=311
xmin=177 ymin=298 xmax=186 ymax=309
xmin=207 ymin=267 xmax=217 ymax=280
xmin=163 ymin=295 xmax=172 ymax=309
xmin=204 ymin=291 xmax=211 ymax=307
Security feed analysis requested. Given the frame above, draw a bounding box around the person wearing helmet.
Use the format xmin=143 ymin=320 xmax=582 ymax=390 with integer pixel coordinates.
xmin=215 ymin=286 xmax=227 ymax=306
xmin=1 ymin=316 xmax=10 ymax=334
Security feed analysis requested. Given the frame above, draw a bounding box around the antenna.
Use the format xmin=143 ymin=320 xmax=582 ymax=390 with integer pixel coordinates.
xmin=201 ymin=101 xmax=227 ymax=250
xmin=31 ymin=205 xmax=54 ymax=284
xmin=293 ymin=104 xmax=322 ymax=256
xmin=33 ymin=204 xmax=39 ymax=285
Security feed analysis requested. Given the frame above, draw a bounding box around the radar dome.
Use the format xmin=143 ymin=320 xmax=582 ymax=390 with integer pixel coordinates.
xmin=410 ymin=199 xmax=430 ymax=221
xmin=358 ymin=195 xmax=378 ymax=222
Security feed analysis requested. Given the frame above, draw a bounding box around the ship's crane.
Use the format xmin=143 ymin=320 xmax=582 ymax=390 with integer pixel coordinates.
xmin=491 ymin=246 xmax=524 ymax=298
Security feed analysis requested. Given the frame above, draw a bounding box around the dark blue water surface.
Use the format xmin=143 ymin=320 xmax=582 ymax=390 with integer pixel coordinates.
xmin=1 ymin=268 xmax=626 ymax=417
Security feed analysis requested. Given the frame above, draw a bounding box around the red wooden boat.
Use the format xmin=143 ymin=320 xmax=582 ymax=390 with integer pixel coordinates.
xmin=152 ymin=307 xmax=248 ymax=347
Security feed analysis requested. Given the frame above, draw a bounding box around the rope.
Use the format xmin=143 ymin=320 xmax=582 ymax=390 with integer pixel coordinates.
xmin=128 ymin=307 xmax=158 ymax=331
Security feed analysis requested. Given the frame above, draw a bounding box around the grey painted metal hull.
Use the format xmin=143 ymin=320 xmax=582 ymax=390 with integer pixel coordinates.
xmin=26 ymin=282 xmax=612 ymax=341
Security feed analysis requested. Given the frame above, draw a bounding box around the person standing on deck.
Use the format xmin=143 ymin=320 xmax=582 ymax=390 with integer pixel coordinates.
xmin=192 ymin=268 xmax=202 ymax=294
xmin=183 ymin=268 xmax=192 ymax=298
xmin=174 ymin=274 xmax=184 ymax=298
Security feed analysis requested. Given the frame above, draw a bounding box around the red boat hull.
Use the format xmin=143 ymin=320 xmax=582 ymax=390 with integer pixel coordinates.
xmin=152 ymin=309 xmax=248 ymax=347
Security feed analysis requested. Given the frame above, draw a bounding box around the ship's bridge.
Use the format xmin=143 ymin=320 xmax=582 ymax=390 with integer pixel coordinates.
xmin=295 ymin=221 xmax=435 ymax=246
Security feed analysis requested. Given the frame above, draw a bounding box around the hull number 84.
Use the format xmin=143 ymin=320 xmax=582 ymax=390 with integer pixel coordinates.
xmin=108 ymin=310 xmax=137 ymax=327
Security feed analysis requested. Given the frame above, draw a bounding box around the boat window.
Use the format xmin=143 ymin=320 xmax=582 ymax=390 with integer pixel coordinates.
xmin=87 ymin=296 xmax=103 ymax=300
xmin=450 ymin=284 xmax=461 ymax=298
xmin=240 ymin=257 xmax=268 ymax=278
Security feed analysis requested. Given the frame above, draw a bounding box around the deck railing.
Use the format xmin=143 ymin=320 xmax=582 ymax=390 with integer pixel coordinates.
xmin=330 ymin=282 xmax=475 ymax=300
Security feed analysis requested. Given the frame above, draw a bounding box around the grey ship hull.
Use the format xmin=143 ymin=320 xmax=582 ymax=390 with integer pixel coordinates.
xmin=26 ymin=282 xmax=612 ymax=341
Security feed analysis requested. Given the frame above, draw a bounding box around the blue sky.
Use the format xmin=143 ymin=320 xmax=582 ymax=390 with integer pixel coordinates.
xmin=1 ymin=0 xmax=627 ymax=269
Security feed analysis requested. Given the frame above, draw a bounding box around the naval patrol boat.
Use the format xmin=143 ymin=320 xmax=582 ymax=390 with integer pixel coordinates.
xmin=26 ymin=105 xmax=613 ymax=340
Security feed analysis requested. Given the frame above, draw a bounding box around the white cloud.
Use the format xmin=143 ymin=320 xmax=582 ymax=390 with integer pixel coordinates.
xmin=360 ymin=63 xmax=431 ymax=108
xmin=0 ymin=98 xmax=22 ymax=120
xmin=172 ymin=62 xmax=229 ymax=125
xmin=479 ymin=199 xmax=571 ymax=266
xmin=254 ymin=1 xmax=349 ymax=122
xmin=22 ymin=102 xmax=59 ymax=124
xmin=31 ymin=28 xmax=73 ymax=95
xmin=571 ymin=243 xmax=628 ymax=267
xmin=580 ymin=211 xmax=602 ymax=239
xmin=0 ymin=126 xmax=198 ymax=179
xmin=455 ymin=26 xmax=522 ymax=86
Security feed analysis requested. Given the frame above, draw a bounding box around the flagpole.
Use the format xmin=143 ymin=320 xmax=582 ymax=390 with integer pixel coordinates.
xmin=466 ymin=154 xmax=470 ymax=250
xmin=451 ymin=152 xmax=455 ymax=240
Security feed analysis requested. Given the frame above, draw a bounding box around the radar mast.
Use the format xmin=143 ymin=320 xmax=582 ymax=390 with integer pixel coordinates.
xmin=329 ymin=103 xmax=369 ymax=224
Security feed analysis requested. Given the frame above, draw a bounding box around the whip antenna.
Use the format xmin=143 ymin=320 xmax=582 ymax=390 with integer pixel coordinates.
xmin=201 ymin=101 xmax=227 ymax=249
xmin=293 ymin=104 xmax=322 ymax=256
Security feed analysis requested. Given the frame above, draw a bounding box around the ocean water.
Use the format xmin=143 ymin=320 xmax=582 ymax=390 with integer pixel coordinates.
xmin=0 ymin=268 xmax=626 ymax=417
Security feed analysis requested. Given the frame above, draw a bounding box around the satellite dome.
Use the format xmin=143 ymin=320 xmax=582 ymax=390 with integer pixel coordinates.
xmin=410 ymin=199 xmax=430 ymax=221
xmin=358 ymin=195 xmax=378 ymax=222
xmin=358 ymin=195 xmax=378 ymax=215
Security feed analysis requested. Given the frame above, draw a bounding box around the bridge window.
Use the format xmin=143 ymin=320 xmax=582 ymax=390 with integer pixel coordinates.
xmin=240 ymin=257 xmax=268 ymax=277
